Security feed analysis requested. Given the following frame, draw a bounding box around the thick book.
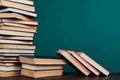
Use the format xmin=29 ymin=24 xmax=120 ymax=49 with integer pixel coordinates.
xmin=21 ymin=69 xmax=63 ymax=78
xmin=0 ymin=13 xmax=32 ymax=20
xmin=0 ymin=22 xmax=37 ymax=29
xmin=0 ymin=35 xmax=33 ymax=41
xmin=0 ymin=0 xmax=35 ymax=12
xmin=0 ymin=25 xmax=36 ymax=33
xmin=0 ymin=8 xmax=37 ymax=17
xmin=78 ymin=52 xmax=110 ymax=76
xmin=0 ymin=30 xmax=34 ymax=37
xmin=57 ymin=49 xmax=91 ymax=76
xmin=22 ymin=64 xmax=64 ymax=70
xmin=0 ymin=53 xmax=34 ymax=56
xmin=0 ymin=39 xmax=32 ymax=44
xmin=0 ymin=66 xmax=20 ymax=71
xmin=0 ymin=44 xmax=35 ymax=49
xmin=9 ymin=0 xmax=34 ymax=6
xmin=0 ymin=71 xmax=19 ymax=77
xmin=19 ymin=56 xmax=66 ymax=65
xmin=0 ymin=49 xmax=34 ymax=53
xmin=67 ymin=50 xmax=100 ymax=76
xmin=0 ymin=19 xmax=38 ymax=26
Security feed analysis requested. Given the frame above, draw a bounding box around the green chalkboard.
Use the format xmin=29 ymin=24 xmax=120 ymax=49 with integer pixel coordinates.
xmin=34 ymin=0 xmax=120 ymax=72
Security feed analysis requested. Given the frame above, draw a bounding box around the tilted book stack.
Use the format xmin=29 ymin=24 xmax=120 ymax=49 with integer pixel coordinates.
xmin=0 ymin=0 xmax=37 ymax=77
xmin=19 ymin=56 xmax=66 ymax=78
xmin=57 ymin=49 xmax=110 ymax=76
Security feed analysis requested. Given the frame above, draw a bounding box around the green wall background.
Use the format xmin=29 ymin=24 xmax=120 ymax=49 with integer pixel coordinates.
xmin=34 ymin=0 xmax=120 ymax=72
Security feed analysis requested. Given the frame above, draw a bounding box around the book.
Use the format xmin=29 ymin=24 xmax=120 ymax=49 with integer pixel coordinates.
xmin=22 ymin=64 xmax=64 ymax=70
xmin=0 ymin=66 xmax=20 ymax=71
xmin=0 ymin=13 xmax=32 ymax=20
xmin=0 ymin=44 xmax=35 ymax=49
xmin=0 ymin=35 xmax=33 ymax=41
xmin=0 ymin=19 xmax=38 ymax=26
xmin=0 ymin=0 xmax=35 ymax=12
xmin=0 ymin=63 xmax=18 ymax=66
xmin=57 ymin=49 xmax=91 ymax=76
xmin=9 ymin=0 xmax=34 ymax=6
xmin=0 ymin=39 xmax=32 ymax=44
xmin=67 ymin=50 xmax=100 ymax=76
xmin=19 ymin=56 xmax=66 ymax=65
xmin=78 ymin=52 xmax=110 ymax=76
xmin=0 ymin=19 xmax=38 ymax=27
xmin=0 ymin=30 xmax=34 ymax=37
xmin=0 ymin=71 xmax=19 ymax=77
xmin=0 ymin=60 xmax=19 ymax=63
xmin=0 ymin=56 xmax=19 ymax=60
xmin=0 ymin=8 xmax=37 ymax=17
xmin=0 ymin=49 xmax=34 ymax=53
xmin=0 ymin=53 xmax=34 ymax=56
xmin=0 ymin=22 xmax=37 ymax=29
xmin=0 ymin=25 xmax=36 ymax=33
xmin=21 ymin=69 xmax=63 ymax=78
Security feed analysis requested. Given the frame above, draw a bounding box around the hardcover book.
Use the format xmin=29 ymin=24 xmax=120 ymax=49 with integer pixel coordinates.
xmin=0 ymin=8 xmax=37 ymax=17
xmin=0 ymin=39 xmax=32 ymax=44
xmin=0 ymin=0 xmax=35 ymax=12
xmin=19 ymin=56 xmax=66 ymax=65
xmin=0 ymin=22 xmax=37 ymax=29
xmin=0 ymin=29 xmax=34 ymax=37
xmin=0 ymin=19 xmax=38 ymax=26
xmin=21 ymin=69 xmax=63 ymax=78
xmin=57 ymin=49 xmax=91 ymax=76
xmin=22 ymin=64 xmax=64 ymax=70
xmin=0 ymin=44 xmax=35 ymax=49
xmin=0 ymin=71 xmax=19 ymax=77
xmin=0 ymin=13 xmax=32 ymax=20
xmin=0 ymin=36 xmax=33 ymax=41
xmin=78 ymin=52 xmax=110 ymax=76
xmin=9 ymin=0 xmax=34 ymax=5
xmin=67 ymin=50 xmax=100 ymax=76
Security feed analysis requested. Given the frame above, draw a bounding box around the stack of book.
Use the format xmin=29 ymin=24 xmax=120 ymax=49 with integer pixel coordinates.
xmin=57 ymin=49 xmax=110 ymax=76
xmin=0 ymin=0 xmax=37 ymax=77
xmin=19 ymin=56 xmax=66 ymax=78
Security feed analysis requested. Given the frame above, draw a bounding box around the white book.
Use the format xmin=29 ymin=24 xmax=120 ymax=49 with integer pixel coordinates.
xmin=78 ymin=52 xmax=110 ymax=76
xmin=22 ymin=64 xmax=63 ymax=70
xmin=0 ymin=22 xmax=36 ymax=29
xmin=0 ymin=39 xmax=32 ymax=44
xmin=0 ymin=53 xmax=34 ymax=56
xmin=0 ymin=8 xmax=37 ymax=17
xmin=0 ymin=66 xmax=20 ymax=71
xmin=9 ymin=0 xmax=34 ymax=5
xmin=0 ymin=49 xmax=34 ymax=53
xmin=0 ymin=30 xmax=34 ymax=37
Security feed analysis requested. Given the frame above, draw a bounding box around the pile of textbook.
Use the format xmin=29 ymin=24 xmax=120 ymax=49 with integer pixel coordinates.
xmin=0 ymin=0 xmax=38 ymax=77
xmin=19 ymin=56 xmax=66 ymax=78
